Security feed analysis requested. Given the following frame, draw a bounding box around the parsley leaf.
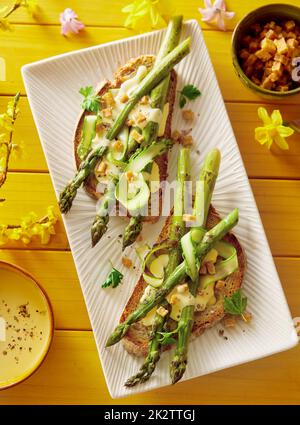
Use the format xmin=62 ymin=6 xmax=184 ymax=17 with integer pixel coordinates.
xmin=178 ymin=84 xmax=201 ymax=108
xmin=158 ymin=330 xmax=177 ymax=346
xmin=224 ymin=289 xmax=247 ymax=317
xmin=79 ymin=86 xmax=100 ymax=113
xmin=102 ymin=267 xmax=123 ymax=289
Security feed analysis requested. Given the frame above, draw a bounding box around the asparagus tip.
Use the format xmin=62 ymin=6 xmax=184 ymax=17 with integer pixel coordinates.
xmin=170 ymin=356 xmax=187 ymax=384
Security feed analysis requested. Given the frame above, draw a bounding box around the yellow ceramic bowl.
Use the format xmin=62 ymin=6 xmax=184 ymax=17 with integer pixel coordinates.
xmin=0 ymin=261 xmax=54 ymax=390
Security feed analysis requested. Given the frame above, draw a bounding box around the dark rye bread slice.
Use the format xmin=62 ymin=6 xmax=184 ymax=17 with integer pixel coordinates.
xmin=121 ymin=205 xmax=246 ymax=357
xmin=73 ymin=55 xmax=177 ymax=223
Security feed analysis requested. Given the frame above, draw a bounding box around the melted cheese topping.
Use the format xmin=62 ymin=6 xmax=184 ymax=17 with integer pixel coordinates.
xmin=140 ymin=281 xmax=216 ymax=326
xmin=167 ymin=284 xmax=216 ymax=322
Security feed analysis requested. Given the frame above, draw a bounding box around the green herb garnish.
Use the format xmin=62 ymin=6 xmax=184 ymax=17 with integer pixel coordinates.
xmin=224 ymin=289 xmax=247 ymax=320
xmin=79 ymin=86 xmax=100 ymax=112
xmin=179 ymin=84 xmax=201 ymax=108
xmin=102 ymin=267 xmax=123 ymax=289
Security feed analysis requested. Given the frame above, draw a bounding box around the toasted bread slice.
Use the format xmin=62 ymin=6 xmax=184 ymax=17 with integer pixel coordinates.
xmin=121 ymin=205 xmax=246 ymax=357
xmin=73 ymin=55 xmax=177 ymax=223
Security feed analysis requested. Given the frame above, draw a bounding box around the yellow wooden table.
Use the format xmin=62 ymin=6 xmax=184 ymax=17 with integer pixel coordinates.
xmin=1 ymin=0 xmax=300 ymax=405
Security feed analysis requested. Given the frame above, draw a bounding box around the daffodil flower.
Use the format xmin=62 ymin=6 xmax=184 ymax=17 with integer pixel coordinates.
xmin=122 ymin=0 xmax=172 ymax=32
xmin=255 ymin=107 xmax=294 ymax=150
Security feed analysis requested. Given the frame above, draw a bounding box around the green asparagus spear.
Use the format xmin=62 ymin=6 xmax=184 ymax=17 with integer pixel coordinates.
xmin=122 ymin=215 xmax=143 ymax=250
xmin=170 ymin=149 xmax=221 ymax=384
xmin=106 ymin=207 xmax=239 ymax=347
xmin=122 ymin=16 xmax=183 ymax=248
xmin=125 ymin=301 xmax=170 ymax=387
xmin=125 ymin=148 xmax=191 ymax=385
xmin=91 ymin=177 xmax=117 ymax=247
xmin=92 ymin=140 xmax=172 ymax=247
xmin=59 ymin=146 xmax=107 ymax=214
xmin=107 ymin=37 xmax=191 ymax=141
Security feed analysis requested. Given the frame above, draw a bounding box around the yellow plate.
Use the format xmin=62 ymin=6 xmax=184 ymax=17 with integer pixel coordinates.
xmin=0 ymin=261 xmax=54 ymax=390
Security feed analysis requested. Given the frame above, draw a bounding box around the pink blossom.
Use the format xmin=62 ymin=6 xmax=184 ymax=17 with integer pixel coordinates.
xmin=199 ymin=0 xmax=235 ymax=31
xmin=59 ymin=8 xmax=85 ymax=36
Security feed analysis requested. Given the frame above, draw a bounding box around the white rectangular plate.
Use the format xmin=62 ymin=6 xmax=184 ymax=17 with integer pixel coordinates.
xmin=22 ymin=20 xmax=298 ymax=399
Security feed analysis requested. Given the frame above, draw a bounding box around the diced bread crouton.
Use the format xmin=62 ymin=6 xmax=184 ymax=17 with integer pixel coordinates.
xmin=223 ymin=316 xmax=236 ymax=328
xmin=287 ymin=31 xmax=296 ymax=39
xmin=102 ymin=107 xmax=112 ymax=118
xmin=255 ymin=49 xmax=272 ymax=62
xmin=131 ymin=129 xmax=144 ymax=143
xmin=239 ymin=49 xmax=250 ymax=60
xmin=112 ymin=139 xmax=124 ymax=152
xmin=272 ymin=61 xmax=283 ymax=75
xmin=96 ymin=161 xmax=108 ymax=175
xmin=182 ymin=109 xmax=194 ymax=122
xmin=265 ymin=29 xmax=277 ymax=40
xmin=275 ymin=38 xmax=288 ymax=54
xmin=101 ymin=91 xmax=115 ymax=107
xmin=249 ymin=40 xmax=259 ymax=52
xmin=284 ymin=20 xmax=296 ymax=32
xmin=261 ymin=75 xmax=273 ymax=89
xmin=261 ymin=37 xmax=276 ymax=54
xmin=171 ymin=130 xmax=181 ymax=142
xmin=122 ymin=257 xmax=132 ymax=268
xmin=287 ymin=38 xmax=299 ymax=50
xmin=181 ymin=134 xmax=194 ymax=146
xmin=140 ymin=96 xmax=149 ymax=105
xmin=244 ymin=53 xmax=258 ymax=67
xmin=274 ymin=53 xmax=289 ymax=66
xmin=134 ymin=111 xmax=146 ymax=124
xmin=270 ymin=71 xmax=280 ymax=82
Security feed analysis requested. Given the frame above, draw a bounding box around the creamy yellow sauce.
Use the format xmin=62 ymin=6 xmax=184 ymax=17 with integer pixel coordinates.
xmin=0 ymin=267 xmax=52 ymax=387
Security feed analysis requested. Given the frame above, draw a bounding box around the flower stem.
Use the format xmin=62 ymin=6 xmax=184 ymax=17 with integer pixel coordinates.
xmin=1 ymin=2 xmax=22 ymax=19
xmin=0 ymin=92 xmax=20 ymax=188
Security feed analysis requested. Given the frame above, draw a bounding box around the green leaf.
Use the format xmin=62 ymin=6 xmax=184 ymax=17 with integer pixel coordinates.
xmin=101 ymin=267 xmax=123 ymax=289
xmin=224 ymin=289 xmax=248 ymax=316
xmin=158 ymin=330 xmax=177 ymax=346
xmin=179 ymin=94 xmax=187 ymax=109
xmin=181 ymin=84 xmax=201 ymax=100
xmin=179 ymin=84 xmax=201 ymax=108
xmin=79 ymin=86 xmax=100 ymax=113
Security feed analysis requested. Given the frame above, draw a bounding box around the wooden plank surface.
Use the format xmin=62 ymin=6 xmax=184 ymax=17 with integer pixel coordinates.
xmin=0 ymin=250 xmax=298 ymax=331
xmin=0 ymin=25 xmax=300 ymax=104
xmin=0 ymin=330 xmax=299 ymax=405
xmin=7 ymin=0 xmax=300 ymax=32
xmin=3 ymin=95 xmax=300 ymax=178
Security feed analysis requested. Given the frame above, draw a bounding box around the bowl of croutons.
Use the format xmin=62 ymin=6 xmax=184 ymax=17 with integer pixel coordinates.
xmin=232 ymin=4 xmax=300 ymax=98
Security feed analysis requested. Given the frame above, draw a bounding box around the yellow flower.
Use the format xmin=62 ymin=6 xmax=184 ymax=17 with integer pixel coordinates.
xmin=255 ymin=107 xmax=294 ymax=150
xmin=122 ymin=0 xmax=173 ymax=32
xmin=0 ymin=112 xmax=13 ymax=131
